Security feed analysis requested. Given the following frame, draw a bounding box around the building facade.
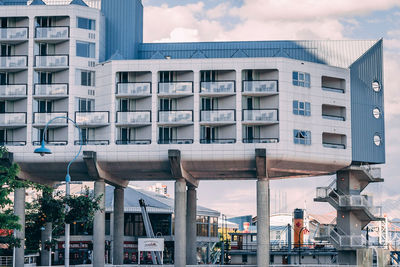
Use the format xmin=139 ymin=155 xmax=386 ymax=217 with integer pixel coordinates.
xmin=0 ymin=0 xmax=385 ymax=266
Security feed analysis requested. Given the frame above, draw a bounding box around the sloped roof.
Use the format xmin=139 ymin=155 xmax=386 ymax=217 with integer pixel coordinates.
xmin=309 ymin=211 xmax=337 ymax=225
xmin=104 ymin=185 xmax=220 ymax=216
xmin=70 ymin=0 xmax=88 ymax=6
xmin=30 ymin=0 xmax=45 ymax=5
xmin=138 ymin=40 xmax=379 ymax=69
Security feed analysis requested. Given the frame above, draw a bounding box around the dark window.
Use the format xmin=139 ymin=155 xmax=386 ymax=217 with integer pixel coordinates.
xmin=293 ymin=129 xmax=311 ymax=145
xmin=77 ymin=17 xmax=96 ymax=30
xmin=242 ymin=254 xmax=248 ymax=263
xmin=76 ymin=41 xmax=95 ymax=58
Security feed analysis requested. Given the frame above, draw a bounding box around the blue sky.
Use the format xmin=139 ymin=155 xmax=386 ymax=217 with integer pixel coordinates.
xmin=134 ymin=0 xmax=400 ymax=218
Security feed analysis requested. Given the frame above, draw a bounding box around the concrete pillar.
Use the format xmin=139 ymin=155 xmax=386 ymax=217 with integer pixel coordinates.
xmin=14 ymin=187 xmax=25 ymax=267
xmin=93 ymin=179 xmax=105 ymax=267
xmin=257 ymin=178 xmax=270 ymax=267
xmin=113 ymin=186 xmax=124 ymax=265
xmin=41 ymin=222 xmax=52 ymax=266
xmin=174 ymin=178 xmax=186 ymax=267
xmin=186 ymin=185 xmax=197 ymax=265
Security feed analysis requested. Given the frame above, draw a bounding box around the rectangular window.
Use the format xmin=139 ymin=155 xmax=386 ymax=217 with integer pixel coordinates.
xmin=293 ymin=71 xmax=310 ymax=88
xmin=294 ymin=129 xmax=311 ymax=145
xmin=76 ymin=41 xmax=95 ymax=58
xmin=293 ymin=100 xmax=311 ymax=116
xmin=78 ymin=98 xmax=94 ymax=112
xmin=76 ymin=69 xmax=95 ymax=86
xmin=77 ymin=17 xmax=96 ymax=30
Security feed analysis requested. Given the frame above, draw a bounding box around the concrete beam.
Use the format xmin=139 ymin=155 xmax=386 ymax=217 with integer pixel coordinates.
xmin=168 ymin=150 xmax=199 ymax=187
xmin=83 ymin=151 xmax=128 ymax=188
xmin=255 ymin=149 xmax=267 ymax=179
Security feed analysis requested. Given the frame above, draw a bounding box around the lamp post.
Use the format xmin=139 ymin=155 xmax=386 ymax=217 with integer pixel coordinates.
xmin=298 ymin=226 xmax=307 ymax=265
xmin=34 ymin=116 xmax=83 ymax=267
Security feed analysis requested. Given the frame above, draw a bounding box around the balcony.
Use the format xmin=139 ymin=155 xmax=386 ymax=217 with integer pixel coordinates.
xmin=74 ymin=140 xmax=109 ymax=146
xmin=34 ymin=83 xmax=68 ymax=99
xmin=0 ymin=27 xmax=28 ymax=43
xmin=158 ymin=110 xmax=193 ymax=126
xmin=242 ymin=109 xmax=278 ymax=125
xmin=116 ymin=111 xmax=151 ymax=127
xmin=322 ymin=114 xmax=345 ymax=121
xmin=0 ymin=56 xmax=27 ymax=71
xmin=0 ymin=84 xmax=27 ymax=100
xmin=158 ymin=82 xmax=193 ymax=97
xmin=0 ymin=140 xmax=26 ymax=146
xmin=116 ymin=139 xmax=151 ymax=145
xmin=200 ymin=81 xmax=235 ymax=96
xmin=200 ymin=110 xmax=235 ymax=126
xmin=242 ymin=80 xmax=278 ymax=95
xmin=32 ymin=140 xmax=68 ymax=146
xmin=33 ymin=112 xmax=68 ymax=128
xmin=200 ymin=138 xmax=236 ymax=144
xmin=323 ymin=142 xmax=346 ymax=149
xmin=35 ymin=26 xmax=69 ymax=42
xmin=0 ymin=112 xmax=26 ymax=128
xmin=243 ymin=138 xmax=279 ymax=144
xmin=34 ymin=55 xmax=69 ymax=70
xmin=322 ymin=86 xmax=345 ymax=93
xmin=329 ymin=228 xmax=365 ymax=250
xmin=75 ymin=111 xmax=109 ymax=127
xmin=116 ymin=82 xmax=151 ymax=98
xmin=158 ymin=139 xmax=193 ymax=144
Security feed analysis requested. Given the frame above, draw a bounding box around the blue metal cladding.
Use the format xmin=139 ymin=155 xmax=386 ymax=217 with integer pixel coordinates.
xmin=2 ymin=0 xmax=27 ymax=4
xmin=101 ymin=0 xmax=143 ymax=61
xmin=350 ymin=39 xmax=385 ymax=164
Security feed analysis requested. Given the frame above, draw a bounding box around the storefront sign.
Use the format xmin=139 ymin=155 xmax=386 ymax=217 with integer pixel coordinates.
xmin=138 ymin=238 xmax=164 ymax=252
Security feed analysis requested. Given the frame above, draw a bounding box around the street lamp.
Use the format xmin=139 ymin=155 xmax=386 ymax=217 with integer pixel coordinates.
xmin=298 ymin=226 xmax=307 ymax=265
xmin=34 ymin=116 xmax=83 ymax=267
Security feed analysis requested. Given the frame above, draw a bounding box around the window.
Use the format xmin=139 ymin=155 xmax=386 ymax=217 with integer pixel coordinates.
xmin=374 ymin=134 xmax=381 ymax=146
xmin=78 ymin=98 xmax=94 ymax=112
xmin=373 ymin=108 xmax=381 ymax=119
xmin=294 ymin=130 xmax=311 ymax=145
xmin=76 ymin=69 xmax=95 ymax=86
xmin=196 ymin=216 xmax=209 ymax=237
xmin=293 ymin=100 xmax=311 ymax=116
xmin=76 ymin=41 xmax=95 ymax=58
xmin=242 ymin=255 xmax=248 ymax=263
xmin=77 ymin=17 xmax=96 ymax=30
xmin=293 ymin=71 xmax=310 ymax=88
xmin=372 ymin=81 xmax=381 ymax=92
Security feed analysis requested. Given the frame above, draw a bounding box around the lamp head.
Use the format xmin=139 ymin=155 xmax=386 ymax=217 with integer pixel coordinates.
xmin=34 ymin=140 xmax=52 ymax=156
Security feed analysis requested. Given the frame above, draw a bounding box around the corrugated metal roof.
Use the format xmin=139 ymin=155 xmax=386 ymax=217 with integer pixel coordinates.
xmin=138 ymin=40 xmax=378 ymax=68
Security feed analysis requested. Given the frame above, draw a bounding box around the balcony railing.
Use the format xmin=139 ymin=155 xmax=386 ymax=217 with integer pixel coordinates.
xmin=200 ymin=110 xmax=235 ymax=123
xmin=0 ymin=56 xmax=27 ymax=68
xmin=200 ymin=81 xmax=235 ymax=94
xmin=330 ymin=228 xmax=365 ymax=248
xmin=242 ymin=109 xmax=278 ymax=122
xmin=75 ymin=111 xmax=109 ymax=126
xmin=34 ymin=83 xmax=68 ymax=97
xmin=0 ymin=140 xmax=26 ymax=146
xmin=116 ymin=139 xmax=151 ymax=145
xmin=116 ymin=111 xmax=151 ymax=125
xmin=243 ymin=138 xmax=279 ymax=143
xmin=32 ymin=140 xmax=68 ymax=146
xmin=242 ymin=80 xmax=278 ymax=94
xmin=33 ymin=112 xmax=68 ymax=126
xmin=0 ymin=112 xmax=26 ymax=126
xmin=74 ymin=140 xmax=109 ymax=146
xmin=200 ymin=138 xmax=236 ymax=144
xmin=322 ymin=114 xmax=345 ymax=121
xmin=35 ymin=26 xmax=69 ymax=39
xmin=322 ymin=86 xmax=345 ymax=93
xmin=158 ymin=110 xmax=193 ymax=124
xmin=0 ymin=84 xmax=27 ymax=98
xmin=158 ymin=82 xmax=193 ymax=95
xmin=0 ymin=27 xmax=28 ymax=41
xmin=35 ymin=55 xmax=69 ymax=68
xmin=338 ymin=195 xmax=372 ymax=208
xmin=323 ymin=142 xmax=346 ymax=149
xmin=158 ymin=139 xmax=193 ymax=144
xmin=116 ymin=82 xmax=151 ymax=96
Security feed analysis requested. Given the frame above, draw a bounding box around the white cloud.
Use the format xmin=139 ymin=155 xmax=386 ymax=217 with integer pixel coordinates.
xmin=384 ymin=51 xmax=400 ymax=119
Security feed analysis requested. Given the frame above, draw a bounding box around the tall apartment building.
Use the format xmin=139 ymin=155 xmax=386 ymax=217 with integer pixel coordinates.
xmin=0 ymin=0 xmax=385 ymax=266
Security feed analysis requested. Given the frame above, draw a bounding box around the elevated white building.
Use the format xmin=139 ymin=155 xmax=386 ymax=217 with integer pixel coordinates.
xmin=0 ymin=0 xmax=385 ymax=266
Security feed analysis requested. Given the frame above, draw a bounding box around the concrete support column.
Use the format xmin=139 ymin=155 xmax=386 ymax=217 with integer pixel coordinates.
xmin=93 ymin=179 xmax=105 ymax=267
xmin=41 ymin=222 xmax=52 ymax=266
xmin=113 ymin=186 xmax=124 ymax=265
xmin=174 ymin=178 xmax=187 ymax=267
xmin=257 ymin=178 xmax=270 ymax=267
xmin=186 ymin=185 xmax=197 ymax=265
xmin=14 ymin=187 xmax=25 ymax=267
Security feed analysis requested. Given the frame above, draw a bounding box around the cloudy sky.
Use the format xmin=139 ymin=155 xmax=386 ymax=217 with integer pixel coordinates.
xmin=133 ymin=0 xmax=400 ymax=218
